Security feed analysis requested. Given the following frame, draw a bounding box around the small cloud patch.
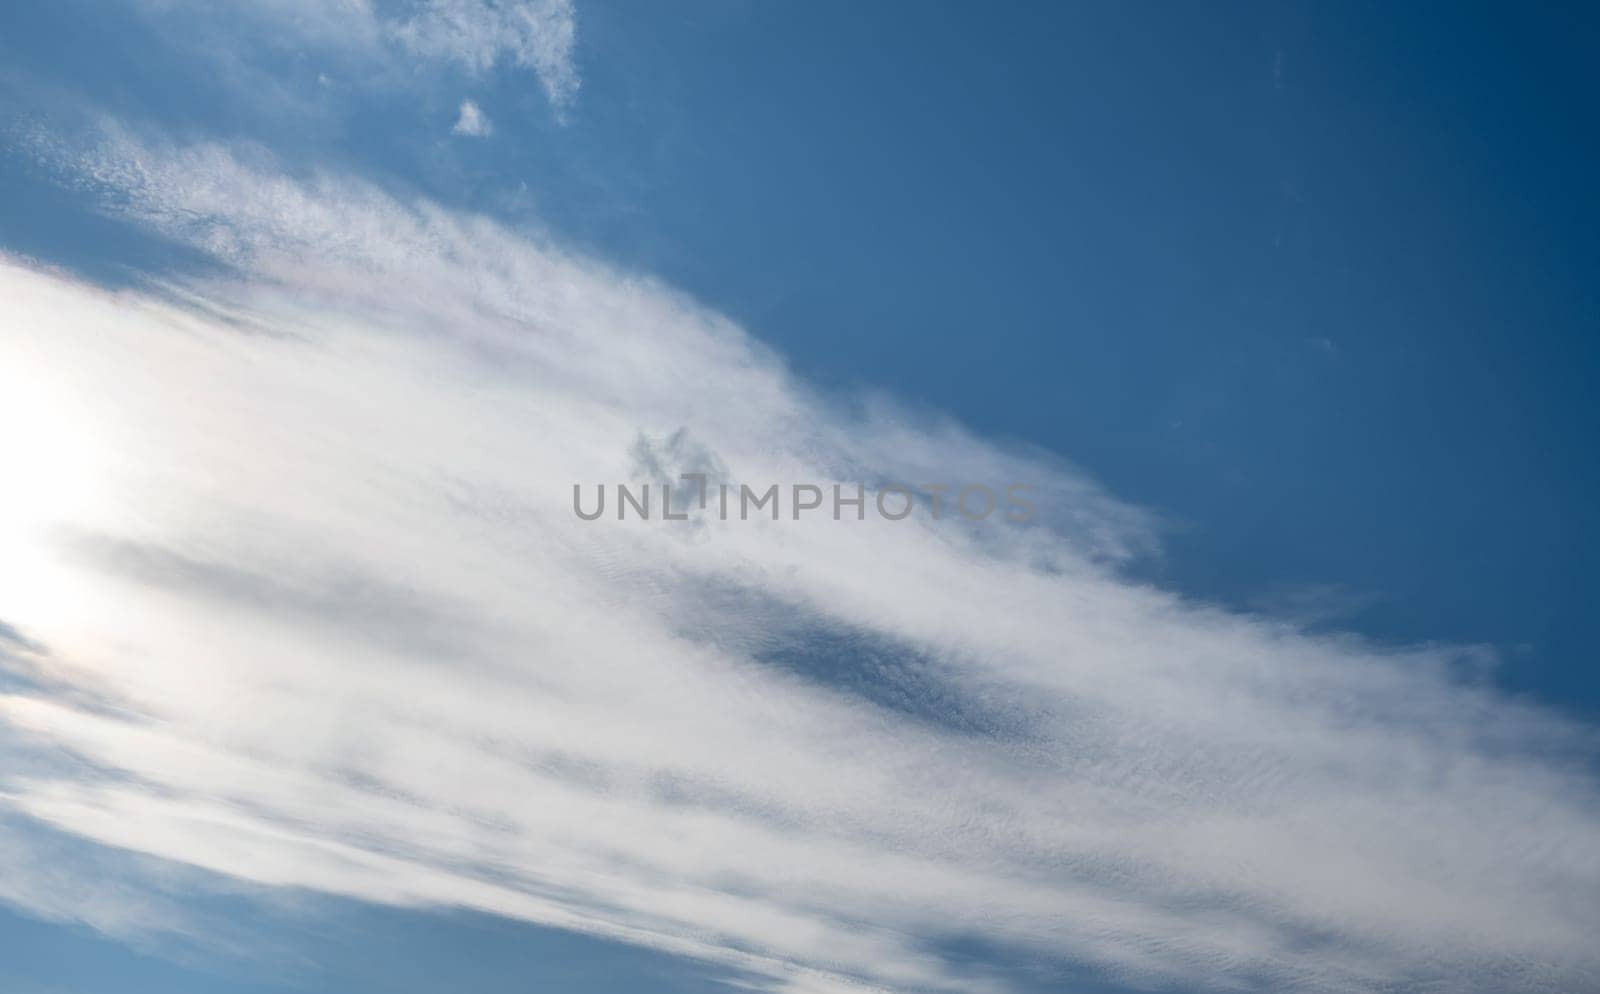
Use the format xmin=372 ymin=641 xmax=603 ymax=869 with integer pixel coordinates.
xmin=452 ymin=99 xmax=493 ymax=137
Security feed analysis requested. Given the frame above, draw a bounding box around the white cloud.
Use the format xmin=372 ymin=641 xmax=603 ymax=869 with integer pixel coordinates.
xmin=393 ymin=0 xmax=579 ymax=112
xmin=124 ymin=0 xmax=578 ymax=116
xmin=0 ymin=133 xmax=1597 ymax=994
xmin=452 ymin=98 xmax=493 ymax=136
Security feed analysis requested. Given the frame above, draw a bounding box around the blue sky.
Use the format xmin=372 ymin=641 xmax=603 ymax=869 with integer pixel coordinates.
xmin=1 ymin=3 xmax=1598 ymax=994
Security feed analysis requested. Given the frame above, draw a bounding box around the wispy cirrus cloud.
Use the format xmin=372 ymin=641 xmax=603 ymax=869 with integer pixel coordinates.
xmin=0 ymin=131 xmax=1597 ymax=994
xmin=392 ymin=0 xmax=579 ymax=111
xmin=114 ymin=0 xmax=578 ymax=118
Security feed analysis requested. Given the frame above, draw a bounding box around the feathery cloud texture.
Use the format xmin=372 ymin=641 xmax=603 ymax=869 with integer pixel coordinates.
xmin=393 ymin=0 xmax=579 ymax=110
xmin=124 ymin=0 xmax=579 ymax=114
xmin=0 ymin=133 xmax=1597 ymax=994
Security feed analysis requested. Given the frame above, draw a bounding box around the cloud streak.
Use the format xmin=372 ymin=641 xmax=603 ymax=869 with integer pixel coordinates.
xmin=0 ymin=133 xmax=1597 ymax=994
xmin=394 ymin=0 xmax=579 ymax=111
xmin=115 ymin=0 xmax=578 ymax=117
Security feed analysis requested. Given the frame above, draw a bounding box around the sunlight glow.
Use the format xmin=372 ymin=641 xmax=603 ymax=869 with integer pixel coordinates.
xmin=0 ymin=351 xmax=109 ymax=628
